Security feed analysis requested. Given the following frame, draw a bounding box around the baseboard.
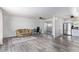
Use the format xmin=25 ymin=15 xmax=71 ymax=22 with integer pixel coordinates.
xmin=3 ymin=36 xmax=17 ymax=39
xmin=0 ymin=41 xmax=3 ymax=45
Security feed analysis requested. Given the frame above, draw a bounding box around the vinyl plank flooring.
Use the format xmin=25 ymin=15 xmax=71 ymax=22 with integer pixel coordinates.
xmin=0 ymin=35 xmax=79 ymax=52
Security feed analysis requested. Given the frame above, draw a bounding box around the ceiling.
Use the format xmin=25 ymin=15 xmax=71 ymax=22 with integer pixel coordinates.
xmin=2 ymin=7 xmax=77 ymax=18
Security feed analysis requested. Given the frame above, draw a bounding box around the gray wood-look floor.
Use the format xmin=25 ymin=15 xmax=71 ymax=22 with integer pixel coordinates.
xmin=1 ymin=34 xmax=79 ymax=52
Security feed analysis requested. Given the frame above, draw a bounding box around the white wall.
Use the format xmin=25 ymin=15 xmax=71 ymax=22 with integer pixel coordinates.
xmin=3 ymin=13 xmax=64 ymax=38
xmin=3 ymin=15 xmax=41 ymax=37
xmin=0 ymin=8 xmax=3 ymax=44
xmin=55 ymin=17 xmax=64 ymax=37
xmin=42 ymin=17 xmax=64 ymax=37
xmin=52 ymin=17 xmax=55 ymax=37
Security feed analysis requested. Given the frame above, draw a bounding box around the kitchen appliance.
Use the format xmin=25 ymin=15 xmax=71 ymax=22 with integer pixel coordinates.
xmin=63 ymin=22 xmax=72 ymax=35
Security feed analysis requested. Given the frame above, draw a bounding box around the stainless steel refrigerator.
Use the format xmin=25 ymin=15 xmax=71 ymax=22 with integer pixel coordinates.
xmin=63 ymin=22 xmax=72 ymax=35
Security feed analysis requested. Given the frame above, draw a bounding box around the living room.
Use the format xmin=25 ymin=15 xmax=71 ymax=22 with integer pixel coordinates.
xmin=0 ymin=7 xmax=79 ymax=52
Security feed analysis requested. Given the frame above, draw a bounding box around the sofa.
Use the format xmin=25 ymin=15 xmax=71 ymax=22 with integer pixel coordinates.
xmin=16 ymin=29 xmax=32 ymax=37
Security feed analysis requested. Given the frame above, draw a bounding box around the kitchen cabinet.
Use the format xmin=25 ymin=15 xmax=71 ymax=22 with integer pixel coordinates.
xmin=72 ymin=29 xmax=79 ymax=36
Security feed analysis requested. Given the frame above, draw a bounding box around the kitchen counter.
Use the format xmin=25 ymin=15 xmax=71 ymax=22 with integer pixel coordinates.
xmin=72 ymin=29 xmax=79 ymax=36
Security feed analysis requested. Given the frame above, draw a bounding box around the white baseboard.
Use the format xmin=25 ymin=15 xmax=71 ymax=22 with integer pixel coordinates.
xmin=0 ymin=40 xmax=3 ymax=45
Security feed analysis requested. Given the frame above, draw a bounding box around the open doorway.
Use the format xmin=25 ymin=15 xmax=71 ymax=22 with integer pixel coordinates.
xmin=44 ymin=21 xmax=52 ymax=35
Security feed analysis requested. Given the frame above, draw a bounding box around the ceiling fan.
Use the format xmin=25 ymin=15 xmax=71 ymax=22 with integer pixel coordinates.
xmin=39 ymin=17 xmax=49 ymax=20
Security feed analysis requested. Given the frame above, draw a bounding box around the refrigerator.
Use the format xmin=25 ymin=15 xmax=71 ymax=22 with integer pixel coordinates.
xmin=63 ymin=22 xmax=72 ymax=36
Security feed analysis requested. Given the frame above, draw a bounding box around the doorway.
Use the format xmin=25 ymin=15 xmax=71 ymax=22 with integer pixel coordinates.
xmin=44 ymin=22 xmax=52 ymax=35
